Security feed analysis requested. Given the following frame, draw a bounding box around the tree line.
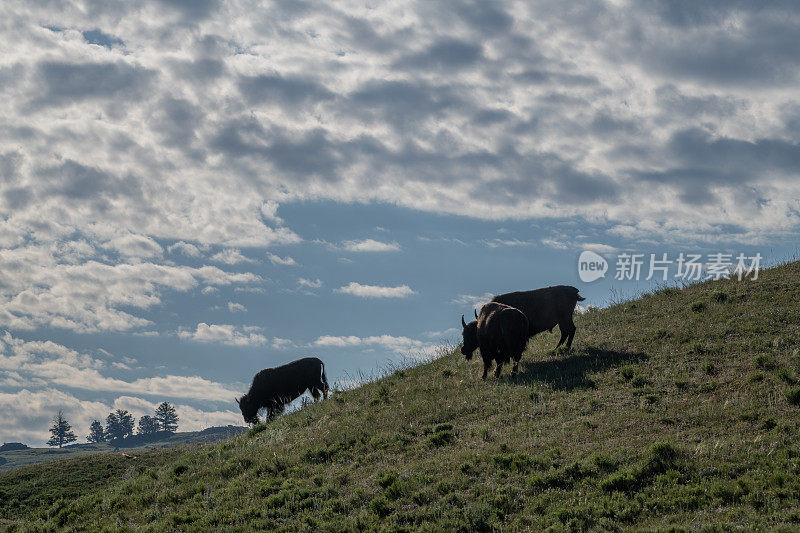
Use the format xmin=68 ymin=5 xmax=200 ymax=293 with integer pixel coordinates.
xmin=47 ymin=402 xmax=179 ymax=448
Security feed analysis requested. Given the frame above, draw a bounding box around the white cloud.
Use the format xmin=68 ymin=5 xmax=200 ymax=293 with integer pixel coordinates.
xmin=334 ymin=282 xmax=416 ymax=298
xmin=102 ymin=233 xmax=163 ymax=259
xmin=541 ymin=239 xmax=569 ymax=250
xmin=178 ymin=323 xmax=267 ymax=346
xmin=271 ymin=337 xmax=296 ymax=350
xmin=313 ymin=335 xmax=362 ymax=348
xmin=581 ymin=243 xmax=618 ymax=256
xmin=0 ymin=371 xmax=25 ymax=387
xmin=450 ymin=292 xmax=494 ymax=308
xmin=0 ymin=332 xmax=241 ymax=401
xmin=210 ymin=249 xmax=256 ymax=265
xmin=298 ymin=277 xmax=323 ymax=289
xmin=0 ymin=247 xmax=260 ymax=333
xmin=541 ymin=239 xmax=617 ymax=255
xmin=0 ymin=331 xmax=99 ymax=370
xmin=0 ymin=0 xmax=795 ymax=256
xmin=132 ymin=330 xmax=159 ymax=337
xmin=227 ymin=302 xmax=247 ymax=313
xmin=267 ymin=253 xmax=297 ymax=266
xmin=424 ymin=327 xmax=460 ymax=339
xmin=234 ymin=286 xmax=267 ymax=294
xmin=193 ymin=266 xmax=260 ymax=285
xmin=340 ymin=239 xmax=401 ymax=252
xmin=260 ymin=201 xmax=284 ymax=224
xmin=168 ymin=241 xmax=204 ymax=258
xmin=483 ymin=238 xmax=533 ymax=248
xmin=313 ymin=334 xmax=436 ymax=355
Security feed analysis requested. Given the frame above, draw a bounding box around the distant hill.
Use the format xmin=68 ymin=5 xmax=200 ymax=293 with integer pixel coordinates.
xmin=0 ymin=425 xmax=245 ymax=472
xmin=2 ymin=262 xmax=800 ymax=529
xmin=0 ymin=443 xmax=27 ymax=452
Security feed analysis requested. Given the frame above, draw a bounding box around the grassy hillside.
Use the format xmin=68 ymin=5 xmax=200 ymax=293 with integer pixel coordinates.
xmin=3 ymin=262 xmax=800 ymax=531
xmin=0 ymin=426 xmax=246 ymax=473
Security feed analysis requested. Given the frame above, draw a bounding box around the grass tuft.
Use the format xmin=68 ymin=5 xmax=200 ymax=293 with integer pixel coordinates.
xmin=712 ymin=291 xmax=729 ymax=303
xmin=786 ymin=387 xmax=800 ymax=406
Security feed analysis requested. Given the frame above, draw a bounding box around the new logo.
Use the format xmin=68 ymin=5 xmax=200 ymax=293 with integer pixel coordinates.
xmin=578 ymin=250 xmax=608 ymax=283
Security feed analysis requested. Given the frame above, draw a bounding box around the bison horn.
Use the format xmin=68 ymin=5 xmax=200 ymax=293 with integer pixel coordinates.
xmin=474 ymin=308 xmax=478 ymax=319
xmin=234 ymin=397 xmax=240 ymax=405
xmin=461 ymin=315 xmax=467 ymax=328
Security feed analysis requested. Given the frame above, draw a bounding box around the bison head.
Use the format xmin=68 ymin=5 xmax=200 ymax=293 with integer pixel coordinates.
xmin=460 ymin=315 xmax=478 ymax=360
xmin=236 ymin=394 xmax=259 ymax=425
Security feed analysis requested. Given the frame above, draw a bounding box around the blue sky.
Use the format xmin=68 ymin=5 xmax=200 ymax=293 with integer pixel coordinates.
xmin=0 ymin=0 xmax=799 ymax=445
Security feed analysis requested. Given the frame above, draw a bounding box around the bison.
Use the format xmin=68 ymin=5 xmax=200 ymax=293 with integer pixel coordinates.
xmin=461 ymin=302 xmax=529 ymax=379
xmin=236 ymin=357 xmax=329 ymax=424
xmin=491 ymin=285 xmax=585 ymax=350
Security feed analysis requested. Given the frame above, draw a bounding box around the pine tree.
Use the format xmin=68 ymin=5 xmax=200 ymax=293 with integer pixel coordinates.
xmin=105 ymin=409 xmax=135 ymax=441
xmin=137 ymin=415 xmax=159 ymax=435
xmin=47 ymin=410 xmax=77 ymax=448
xmin=154 ymin=402 xmax=179 ymax=433
xmin=87 ymin=420 xmax=105 ymax=443
xmin=105 ymin=411 xmax=120 ymax=439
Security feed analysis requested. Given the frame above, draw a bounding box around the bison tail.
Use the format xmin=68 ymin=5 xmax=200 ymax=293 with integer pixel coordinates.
xmin=321 ymin=361 xmax=329 ymax=389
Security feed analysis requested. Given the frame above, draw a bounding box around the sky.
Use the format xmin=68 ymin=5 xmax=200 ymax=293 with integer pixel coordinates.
xmin=1 ymin=1 xmax=799 ymax=446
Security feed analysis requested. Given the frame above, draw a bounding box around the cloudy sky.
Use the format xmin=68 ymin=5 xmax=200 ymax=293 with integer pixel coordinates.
xmin=1 ymin=1 xmax=798 ymax=445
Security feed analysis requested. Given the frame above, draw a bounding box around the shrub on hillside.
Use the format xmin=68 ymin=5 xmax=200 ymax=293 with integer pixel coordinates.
xmin=600 ymin=442 xmax=681 ymax=493
xmin=786 ymin=387 xmax=800 ymax=406
xmin=620 ymin=365 xmax=635 ymax=381
xmin=754 ymin=354 xmax=775 ymax=369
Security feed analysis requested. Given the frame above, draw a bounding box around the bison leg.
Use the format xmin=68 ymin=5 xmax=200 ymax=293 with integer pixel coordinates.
xmin=314 ymin=378 xmax=329 ymax=400
xmin=555 ymin=318 xmax=576 ymax=350
xmin=310 ymin=388 xmax=322 ymax=402
xmin=321 ymin=364 xmax=330 ymax=400
xmin=481 ymin=360 xmax=491 ymax=380
xmin=566 ymin=324 xmax=577 ymax=348
xmin=557 ymin=318 xmax=577 ymax=350
xmin=555 ymin=329 xmax=568 ymax=349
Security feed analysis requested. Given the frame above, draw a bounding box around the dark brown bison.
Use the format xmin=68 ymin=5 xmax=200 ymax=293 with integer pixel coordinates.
xmin=236 ymin=357 xmax=329 ymax=424
xmin=461 ymin=302 xmax=529 ymax=379
xmin=491 ymin=285 xmax=585 ymax=350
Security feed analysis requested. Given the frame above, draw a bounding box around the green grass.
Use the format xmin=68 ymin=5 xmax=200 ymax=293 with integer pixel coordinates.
xmin=3 ymin=262 xmax=800 ymax=530
xmin=0 ymin=426 xmax=245 ymax=473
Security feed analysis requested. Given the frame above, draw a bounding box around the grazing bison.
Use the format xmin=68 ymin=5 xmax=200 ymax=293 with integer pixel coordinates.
xmin=461 ymin=302 xmax=529 ymax=379
xmin=491 ymin=285 xmax=585 ymax=350
xmin=236 ymin=357 xmax=329 ymax=424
